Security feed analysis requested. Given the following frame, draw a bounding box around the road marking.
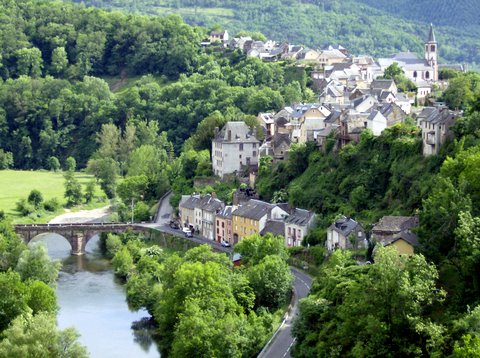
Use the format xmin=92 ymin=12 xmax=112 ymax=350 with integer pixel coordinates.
xmin=282 ymin=338 xmax=297 ymax=358
xmin=296 ymin=276 xmax=311 ymax=290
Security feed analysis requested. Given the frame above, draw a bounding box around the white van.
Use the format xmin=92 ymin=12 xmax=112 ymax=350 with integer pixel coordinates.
xmin=182 ymin=227 xmax=193 ymax=237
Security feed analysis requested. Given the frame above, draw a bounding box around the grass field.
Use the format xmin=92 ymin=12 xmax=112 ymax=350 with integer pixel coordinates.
xmin=0 ymin=170 xmax=106 ymax=221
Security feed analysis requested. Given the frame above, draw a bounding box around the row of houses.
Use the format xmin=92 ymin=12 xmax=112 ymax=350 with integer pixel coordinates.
xmin=211 ymin=101 xmax=459 ymax=178
xmin=178 ymin=191 xmax=420 ymax=255
xmin=178 ymin=193 xmax=316 ymax=248
xmin=326 ymin=215 xmax=419 ymax=256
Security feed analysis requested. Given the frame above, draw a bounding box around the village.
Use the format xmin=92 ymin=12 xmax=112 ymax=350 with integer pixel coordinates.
xmin=173 ymin=25 xmax=464 ymax=257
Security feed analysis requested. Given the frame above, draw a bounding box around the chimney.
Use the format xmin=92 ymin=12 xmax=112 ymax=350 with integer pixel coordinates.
xmin=214 ymin=127 xmax=219 ymax=136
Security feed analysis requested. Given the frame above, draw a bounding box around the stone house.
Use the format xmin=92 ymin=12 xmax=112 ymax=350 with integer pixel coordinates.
xmin=326 ymin=216 xmax=366 ymax=251
xmin=209 ymin=30 xmax=229 ymax=45
xmin=417 ymin=107 xmax=458 ymax=156
xmin=370 ymin=79 xmax=398 ymax=96
xmin=379 ymin=103 xmax=408 ymax=127
xmin=284 ymin=208 xmax=316 ymax=247
xmin=371 ymin=216 xmax=419 ymax=243
xmin=212 ymin=121 xmax=261 ymax=178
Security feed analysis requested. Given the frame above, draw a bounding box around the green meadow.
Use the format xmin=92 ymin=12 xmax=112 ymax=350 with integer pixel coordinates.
xmin=0 ymin=170 xmax=105 ymax=221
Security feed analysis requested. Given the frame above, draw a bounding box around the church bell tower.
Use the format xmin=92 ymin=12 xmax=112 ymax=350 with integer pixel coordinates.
xmin=425 ymin=23 xmax=438 ymax=81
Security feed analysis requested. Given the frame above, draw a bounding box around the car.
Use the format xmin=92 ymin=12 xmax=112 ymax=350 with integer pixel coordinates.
xmin=182 ymin=227 xmax=193 ymax=237
xmin=221 ymin=240 xmax=231 ymax=247
xmin=169 ymin=220 xmax=180 ymax=229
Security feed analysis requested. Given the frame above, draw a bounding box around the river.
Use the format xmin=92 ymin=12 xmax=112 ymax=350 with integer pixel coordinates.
xmin=37 ymin=233 xmax=161 ymax=358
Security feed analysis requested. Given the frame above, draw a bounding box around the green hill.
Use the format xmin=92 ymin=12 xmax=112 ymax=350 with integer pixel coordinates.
xmin=356 ymin=0 xmax=480 ymax=29
xmin=64 ymin=0 xmax=480 ymax=67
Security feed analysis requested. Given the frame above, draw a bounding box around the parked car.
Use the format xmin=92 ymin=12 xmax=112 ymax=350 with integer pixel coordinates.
xmin=221 ymin=240 xmax=231 ymax=247
xmin=182 ymin=227 xmax=193 ymax=237
xmin=169 ymin=220 xmax=180 ymax=229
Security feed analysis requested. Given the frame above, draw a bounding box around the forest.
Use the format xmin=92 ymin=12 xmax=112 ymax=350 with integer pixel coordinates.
xmin=64 ymin=0 xmax=480 ymax=68
xmin=2 ymin=0 xmax=480 ymax=356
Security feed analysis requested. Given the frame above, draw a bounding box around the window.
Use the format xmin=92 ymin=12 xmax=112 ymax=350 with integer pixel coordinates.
xmin=425 ymin=71 xmax=430 ymax=79
xmin=239 ymin=143 xmax=244 ymax=151
xmin=413 ymin=71 xmax=417 ymax=78
xmin=222 ymin=222 xmax=225 ymax=228
xmin=253 ymin=151 xmax=257 ymax=157
xmin=253 ymin=143 xmax=256 ymax=148
xmin=430 ymin=45 xmax=435 ymax=52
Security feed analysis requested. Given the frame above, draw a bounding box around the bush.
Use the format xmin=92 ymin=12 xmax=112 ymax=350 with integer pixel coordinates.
xmin=105 ymin=234 xmax=123 ymax=259
xmin=27 ymin=190 xmax=43 ymax=209
xmin=47 ymin=156 xmax=60 ymax=172
xmin=16 ymin=199 xmax=35 ymax=216
xmin=43 ymin=198 xmax=61 ymax=212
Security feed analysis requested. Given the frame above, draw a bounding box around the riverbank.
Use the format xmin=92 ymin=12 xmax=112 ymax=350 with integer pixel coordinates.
xmin=48 ymin=206 xmax=112 ymax=224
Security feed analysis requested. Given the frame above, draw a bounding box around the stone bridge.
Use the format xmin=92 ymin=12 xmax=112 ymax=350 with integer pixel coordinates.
xmin=14 ymin=223 xmax=148 ymax=255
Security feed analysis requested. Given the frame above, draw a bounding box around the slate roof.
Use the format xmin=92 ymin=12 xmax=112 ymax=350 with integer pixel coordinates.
xmin=272 ymin=133 xmax=291 ymax=148
xmin=384 ymin=230 xmax=419 ymax=247
xmin=260 ymin=220 xmax=285 ymax=237
xmin=180 ymin=195 xmax=200 ymax=210
xmin=232 ymin=199 xmax=273 ymax=221
xmin=285 ymin=208 xmax=315 ymax=226
xmin=329 ymin=217 xmax=362 ymax=237
xmin=217 ymin=205 xmax=233 ymax=219
xmin=371 ymin=79 xmax=395 ymax=91
xmin=417 ymin=107 xmax=458 ymax=125
xmin=324 ymin=110 xmax=342 ymax=124
xmin=214 ymin=121 xmax=259 ymax=143
xmin=201 ymin=196 xmax=223 ymax=212
xmin=372 ymin=216 xmax=419 ymax=233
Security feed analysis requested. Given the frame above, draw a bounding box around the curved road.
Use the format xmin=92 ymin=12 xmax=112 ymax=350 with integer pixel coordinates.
xmin=147 ymin=191 xmax=313 ymax=356
xmin=258 ymin=268 xmax=312 ymax=358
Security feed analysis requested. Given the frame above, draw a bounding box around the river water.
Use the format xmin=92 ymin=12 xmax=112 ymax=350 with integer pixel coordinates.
xmin=37 ymin=233 xmax=161 ymax=358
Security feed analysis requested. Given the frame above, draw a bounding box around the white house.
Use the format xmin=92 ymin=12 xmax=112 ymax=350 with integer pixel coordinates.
xmin=326 ymin=216 xmax=366 ymax=252
xmin=212 ymin=122 xmax=260 ymax=178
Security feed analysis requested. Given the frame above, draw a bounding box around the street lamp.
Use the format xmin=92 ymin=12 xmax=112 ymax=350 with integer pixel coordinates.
xmin=130 ymin=195 xmax=144 ymax=223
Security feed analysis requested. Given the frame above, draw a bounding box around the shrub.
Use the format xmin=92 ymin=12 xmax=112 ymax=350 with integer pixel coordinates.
xmin=16 ymin=199 xmax=35 ymax=216
xmin=43 ymin=198 xmax=61 ymax=212
xmin=27 ymin=190 xmax=43 ymax=209
xmin=47 ymin=156 xmax=60 ymax=172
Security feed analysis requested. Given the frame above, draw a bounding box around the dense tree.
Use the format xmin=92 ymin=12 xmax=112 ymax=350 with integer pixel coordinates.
xmin=63 ymin=171 xmax=83 ymax=206
xmin=0 ymin=271 xmax=29 ymax=332
xmin=15 ymin=244 xmax=61 ymax=287
xmin=293 ymin=248 xmax=445 ymax=357
xmin=0 ymin=312 xmax=88 ymax=358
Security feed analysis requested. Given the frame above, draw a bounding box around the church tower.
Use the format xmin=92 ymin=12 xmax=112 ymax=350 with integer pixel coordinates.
xmin=425 ymin=23 xmax=438 ymax=81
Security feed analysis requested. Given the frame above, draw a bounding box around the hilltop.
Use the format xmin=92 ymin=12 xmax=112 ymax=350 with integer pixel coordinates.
xmin=64 ymin=0 xmax=480 ymax=67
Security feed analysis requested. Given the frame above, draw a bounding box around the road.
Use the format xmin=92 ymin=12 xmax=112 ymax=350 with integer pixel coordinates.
xmin=258 ymin=267 xmax=313 ymax=358
xmin=154 ymin=191 xmax=173 ymax=225
xmin=137 ymin=222 xmax=233 ymax=255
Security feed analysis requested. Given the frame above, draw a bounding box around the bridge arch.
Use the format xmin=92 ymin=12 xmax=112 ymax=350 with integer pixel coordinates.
xmin=28 ymin=232 xmax=73 ymax=250
xmin=14 ymin=223 xmax=147 ymax=256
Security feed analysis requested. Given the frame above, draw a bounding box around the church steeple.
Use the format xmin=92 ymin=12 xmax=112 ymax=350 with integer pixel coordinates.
xmin=425 ymin=24 xmax=438 ymax=81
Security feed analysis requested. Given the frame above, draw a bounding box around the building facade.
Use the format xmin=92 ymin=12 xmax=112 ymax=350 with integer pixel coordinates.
xmin=212 ymin=122 xmax=260 ymax=178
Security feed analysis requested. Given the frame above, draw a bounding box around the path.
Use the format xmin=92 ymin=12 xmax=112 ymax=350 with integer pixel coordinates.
xmin=49 ymin=206 xmax=111 ymax=224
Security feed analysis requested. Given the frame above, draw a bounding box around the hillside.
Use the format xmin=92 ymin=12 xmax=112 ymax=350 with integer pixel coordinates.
xmin=356 ymin=0 xmax=480 ymax=29
xmin=64 ymin=0 xmax=480 ymax=67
